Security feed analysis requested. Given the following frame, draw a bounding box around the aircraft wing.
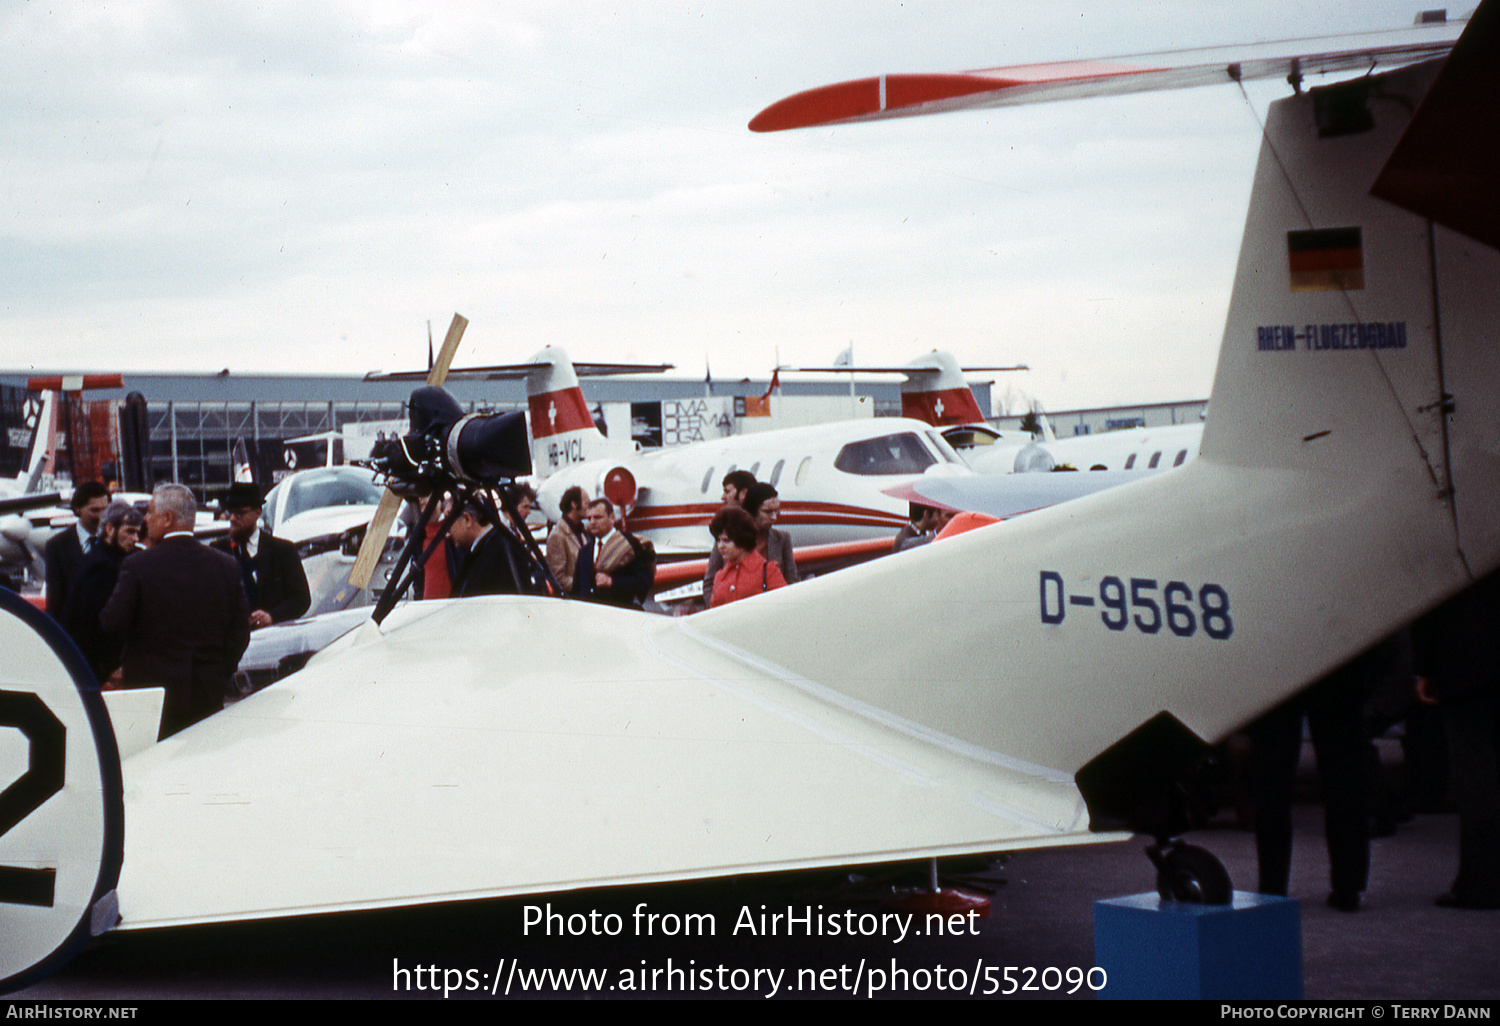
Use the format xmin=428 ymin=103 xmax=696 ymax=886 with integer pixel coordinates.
xmin=750 ymin=18 xmax=1464 ymax=131
xmin=0 ymin=492 xmax=63 ymax=517
xmin=111 ymin=598 xmax=1112 ymax=930
xmin=885 ymin=470 xmax=1154 ymax=518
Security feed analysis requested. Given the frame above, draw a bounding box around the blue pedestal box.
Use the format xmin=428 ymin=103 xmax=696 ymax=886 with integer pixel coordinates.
xmin=1093 ymin=891 xmax=1301 ymax=1000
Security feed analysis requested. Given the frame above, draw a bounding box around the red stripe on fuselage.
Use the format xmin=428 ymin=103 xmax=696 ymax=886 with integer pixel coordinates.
xmin=529 ymin=388 xmax=595 ymax=438
xmin=629 ymin=499 xmax=907 ymax=533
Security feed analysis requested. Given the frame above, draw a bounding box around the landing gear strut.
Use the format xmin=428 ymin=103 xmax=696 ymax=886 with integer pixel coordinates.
xmin=1145 ymin=840 xmax=1232 ymax=905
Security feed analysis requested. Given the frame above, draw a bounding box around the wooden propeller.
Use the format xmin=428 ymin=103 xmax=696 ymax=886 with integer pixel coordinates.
xmin=346 ymin=312 xmax=467 ymax=591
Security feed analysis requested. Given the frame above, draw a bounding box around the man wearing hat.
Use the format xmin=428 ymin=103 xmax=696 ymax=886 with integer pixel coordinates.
xmin=211 ymin=482 xmax=310 ymax=629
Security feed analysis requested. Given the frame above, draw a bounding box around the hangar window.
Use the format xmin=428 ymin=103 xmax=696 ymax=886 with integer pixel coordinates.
xmin=834 ymin=433 xmax=938 ymax=476
xmin=1173 ymin=449 xmax=1188 ymax=467
xmin=795 ymin=456 xmax=812 ymax=486
xmin=700 ymin=466 xmax=715 ymax=494
xmin=769 ymin=459 xmax=785 ymax=487
xmin=1148 ymin=451 xmax=1162 ymax=469
xmin=1124 ymin=454 xmax=1137 ymax=470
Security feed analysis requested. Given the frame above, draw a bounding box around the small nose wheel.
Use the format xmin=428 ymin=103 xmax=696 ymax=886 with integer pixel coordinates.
xmin=1145 ymin=841 xmax=1232 ymax=905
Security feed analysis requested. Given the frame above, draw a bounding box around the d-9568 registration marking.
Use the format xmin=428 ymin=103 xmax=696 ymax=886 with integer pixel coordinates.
xmin=1038 ymin=571 xmax=1232 ymax=640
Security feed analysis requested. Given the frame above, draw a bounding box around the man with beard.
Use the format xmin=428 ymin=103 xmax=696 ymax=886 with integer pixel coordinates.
xmin=62 ymin=502 xmax=143 ymax=683
xmin=211 ymin=482 xmax=310 ymax=629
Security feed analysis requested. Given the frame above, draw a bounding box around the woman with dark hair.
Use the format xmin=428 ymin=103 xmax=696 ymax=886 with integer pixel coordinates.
xmin=708 ymin=506 xmax=786 ymax=608
xmin=702 ymin=483 xmax=798 ymax=605
xmin=742 ymin=481 xmax=799 ymax=587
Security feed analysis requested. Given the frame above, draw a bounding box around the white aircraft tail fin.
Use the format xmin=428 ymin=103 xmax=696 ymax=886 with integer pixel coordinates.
xmin=700 ymin=19 xmax=1500 ymax=836
xmin=22 ymin=390 xmax=56 ymax=493
xmin=1035 ymin=405 xmax=1056 ymax=444
xmin=898 ymin=351 xmax=988 ymax=425
xmin=793 ymin=349 xmax=1020 ymax=427
xmin=232 ymin=438 xmax=254 ymax=484
xmin=524 ymin=347 xmax=619 ymax=479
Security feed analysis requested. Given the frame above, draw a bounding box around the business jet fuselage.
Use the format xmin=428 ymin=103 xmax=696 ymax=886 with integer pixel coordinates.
xmin=537 ymin=417 xmax=973 ymax=554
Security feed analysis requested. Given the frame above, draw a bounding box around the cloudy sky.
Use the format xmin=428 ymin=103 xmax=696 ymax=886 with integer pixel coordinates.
xmin=0 ymin=1 xmax=1457 ymax=412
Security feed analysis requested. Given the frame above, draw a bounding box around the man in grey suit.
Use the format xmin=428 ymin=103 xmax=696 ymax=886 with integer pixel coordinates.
xmin=101 ymin=484 xmax=250 ymax=739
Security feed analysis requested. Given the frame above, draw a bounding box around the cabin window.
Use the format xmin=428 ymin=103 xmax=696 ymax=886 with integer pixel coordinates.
xmin=833 ymin=433 xmax=939 ymax=476
xmin=769 ymin=459 xmax=785 ymax=487
xmin=1124 ymin=454 xmax=1136 ymax=470
xmin=1173 ymin=449 xmax=1187 ymax=467
xmin=1148 ymin=451 xmax=1162 ymax=469
xmin=749 ymin=461 xmax=760 ymax=477
xmin=794 ymin=456 xmax=812 ymax=486
xmin=701 ymin=467 xmax=715 ymax=494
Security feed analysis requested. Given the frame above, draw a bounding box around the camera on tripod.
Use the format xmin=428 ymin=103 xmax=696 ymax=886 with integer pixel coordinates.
xmin=364 ymin=386 xmax=533 ymax=490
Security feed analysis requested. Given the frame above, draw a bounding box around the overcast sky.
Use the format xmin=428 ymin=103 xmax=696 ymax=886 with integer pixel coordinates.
xmin=0 ymin=1 xmax=1458 ymax=412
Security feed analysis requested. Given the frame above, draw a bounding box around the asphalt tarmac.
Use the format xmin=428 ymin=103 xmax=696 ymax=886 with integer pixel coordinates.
xmin=13 ymin=743 xmax=1499 ymax=1001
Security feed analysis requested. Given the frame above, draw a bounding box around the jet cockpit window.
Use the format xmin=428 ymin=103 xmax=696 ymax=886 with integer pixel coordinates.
xmin=794 ymin=456 xmax=812 ymax=486
xmin=769 ymin=459 xmax=785 ymax=487
xmin=278 ymin=469 xmax=384 ymax=523
xmin=924 ymin=431 xmax=967 ymax=466
xmin=834 ymin=433 xmax=939 ymax=476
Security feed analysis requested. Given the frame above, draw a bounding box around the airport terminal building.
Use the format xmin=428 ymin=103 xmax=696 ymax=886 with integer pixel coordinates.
xmin=0 ymin=368 xmax=1201 ymax=499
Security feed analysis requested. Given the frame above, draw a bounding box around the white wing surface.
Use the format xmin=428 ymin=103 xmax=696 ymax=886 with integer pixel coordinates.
xmin=114 ymin=598 xmax=1108 ymax=930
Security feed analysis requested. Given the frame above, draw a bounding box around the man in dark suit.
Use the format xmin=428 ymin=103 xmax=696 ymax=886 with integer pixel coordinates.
xmin=101 ymin=484 xmax=251 ymax=739
xmin=44 ymin=480 xmax=110 ymax=619
xmin=210 ymin=482 xmax=311 ymax=628
xmin=62 ymin=501 xmax=143 ymax=683
xmin=577 ymin=498 xmax=653 ymax=609
xmin=448 ymin=497 xmax=537 ymax=597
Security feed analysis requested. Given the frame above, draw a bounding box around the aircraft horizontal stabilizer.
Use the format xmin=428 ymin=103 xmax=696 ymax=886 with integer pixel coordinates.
xmin=368 ymin=361 xmax=673 ymax=382
xmin=750 ymin=19 xmax=1464 ymax=131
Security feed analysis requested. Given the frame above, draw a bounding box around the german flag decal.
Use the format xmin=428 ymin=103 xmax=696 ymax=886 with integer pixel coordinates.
xmin=1288 ymin=227 xmax=1363 ymax=292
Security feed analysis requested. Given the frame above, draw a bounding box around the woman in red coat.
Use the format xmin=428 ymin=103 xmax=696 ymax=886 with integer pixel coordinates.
xmin=708 ymin=506 xmax=786 ymax=608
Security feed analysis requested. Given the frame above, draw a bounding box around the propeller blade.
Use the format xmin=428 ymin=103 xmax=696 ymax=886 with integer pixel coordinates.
xmin=346 ymin=313 xmax=468 ymax=591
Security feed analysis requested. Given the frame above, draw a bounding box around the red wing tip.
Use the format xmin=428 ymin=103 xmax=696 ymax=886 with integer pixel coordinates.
xmin=749 ymin=73 xmax=1019 ymax=132
xmin=749 ymin=78 xmax=881 ymax=132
